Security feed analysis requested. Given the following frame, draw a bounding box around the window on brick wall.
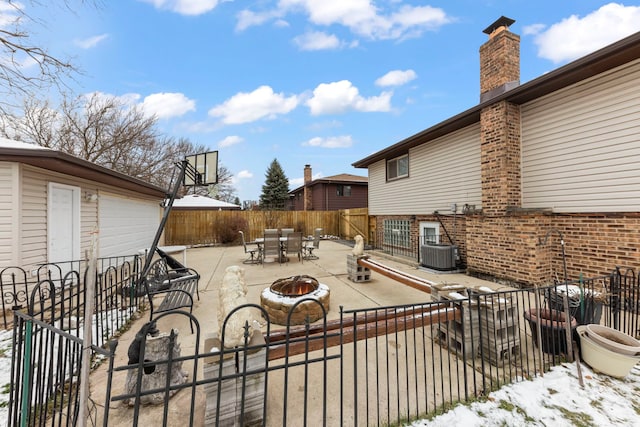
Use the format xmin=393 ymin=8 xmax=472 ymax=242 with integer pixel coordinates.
xmin=420 ymin=221 xmax=440 ymax=245
xmin=383 ymin=219 xmax=410 ymax=248
xmin=386 ymin=154 xmax=408 ymax=181
xmin=337 ymin=185 xmax=351 ymax=197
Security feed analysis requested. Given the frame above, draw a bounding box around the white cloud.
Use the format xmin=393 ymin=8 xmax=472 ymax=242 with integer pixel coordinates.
xmin=208 ymin=85 xmax=299 ymax=124
xmin=289 ymin=171 xmax=322 ymax=187
xmin=218 ymin=135 xmax=243 ymax=148
xmin=237 ymin=170 xmax=253 ymax=179
xmin=306 ymin=80 xmax=392 ymax=115
xmin=236 ymin=9 xmax=283 ymax=31
xmin=522 ymin=23 xmax=545 ymax=36
xmin=74 ymin=34 xmax=109 ymax=49
xmin=293 ymin=31 xmax=341 ymax=50
xmin=302 ymin=135 xmax=353 ymax=148
xmin=375 ymin=69 xmax=417 ymax=87
xmin=140 ymin=0 xmax=220 ymax=15
xmin=248 ymin=0 xmax=451 ymax=40
xmin=0 ymin=2 xmax=21 ymax=28
xmin=534 ymin=3 xmax=640 ymax=63
xmin=141 ymin=92 xmax=196 ymax=119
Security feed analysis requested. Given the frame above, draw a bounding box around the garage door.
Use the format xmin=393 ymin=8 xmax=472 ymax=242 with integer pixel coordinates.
xmin=99 ymin=195 xmax=160 ymax=258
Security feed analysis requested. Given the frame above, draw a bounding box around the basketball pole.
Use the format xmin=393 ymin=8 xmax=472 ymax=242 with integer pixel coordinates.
xmin=140 ymin=159 xmax=190 ymax=279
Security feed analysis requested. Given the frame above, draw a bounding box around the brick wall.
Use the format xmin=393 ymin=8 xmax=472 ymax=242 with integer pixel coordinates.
xmin=466 ymin=213 xmax=640 ymax=286
xmin=374 ymin=212 xmax=640 ymax=288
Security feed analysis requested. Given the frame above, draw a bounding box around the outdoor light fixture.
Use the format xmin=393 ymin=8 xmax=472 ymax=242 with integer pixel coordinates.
xmin=84 ymin=191 xmax=98 ymax=202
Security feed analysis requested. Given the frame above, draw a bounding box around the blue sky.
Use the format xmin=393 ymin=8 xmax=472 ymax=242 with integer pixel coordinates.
xmin=16 ymin=1 xmax=640 ymax=202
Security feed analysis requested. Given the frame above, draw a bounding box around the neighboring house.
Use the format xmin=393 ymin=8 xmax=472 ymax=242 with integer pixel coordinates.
xmin=352 ymin=17 xmax=640 ymax=287
xmin=171 ymin=194 xmax=241 ymax=210
xmin=0 ymin=138 xmax=167 ymax=269
xmin=288 ymin=164 xmax=368 ymax=211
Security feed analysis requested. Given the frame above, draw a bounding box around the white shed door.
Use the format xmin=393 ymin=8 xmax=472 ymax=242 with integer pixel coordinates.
xmin=99 ymin=195 xmax=160 ymax=257
xmin=48 ymin=183 xmax=81 ymax=263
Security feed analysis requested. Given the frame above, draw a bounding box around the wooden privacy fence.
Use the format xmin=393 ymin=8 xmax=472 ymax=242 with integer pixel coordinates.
xmin=164 ymin=209 xmax=369 ymax=246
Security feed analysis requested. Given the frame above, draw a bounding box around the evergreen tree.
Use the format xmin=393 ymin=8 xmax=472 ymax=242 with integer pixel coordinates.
xmin=259 ymin=159 xmax=290 ymax=210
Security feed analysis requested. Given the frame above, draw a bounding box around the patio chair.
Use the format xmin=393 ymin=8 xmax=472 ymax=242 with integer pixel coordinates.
xmin=239 ymin=231 xmax=260 ymax=264
xmin=262 ymin=233 xmax=283 ymax=265
xmin=281 ymin=228 xmax=294 ymax=238
xmin=264 ymin=228 xmax=279 ymax=236
xmin=303 ymin=228 xmax=322 ymax=260
xmin=285 ymin=232 xmax=303 ymax=263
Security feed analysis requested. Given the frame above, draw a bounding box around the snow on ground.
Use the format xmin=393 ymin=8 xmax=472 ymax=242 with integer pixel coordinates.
xmin=0 ymin=329 xmax=13 ymax=426
xmin=0 ymin=326 xmax=638 ymax=426
xmin=410 ymin=362 xmax=640 ymax=426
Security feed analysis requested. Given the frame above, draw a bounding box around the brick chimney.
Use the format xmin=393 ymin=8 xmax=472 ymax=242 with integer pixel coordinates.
xmin=480 ymin=16 xmax=520 ymax=103
xmin=303 ymin=164 xmax=312 ymax=210
xmin=479 ymin=16 xmax=522 ymax=214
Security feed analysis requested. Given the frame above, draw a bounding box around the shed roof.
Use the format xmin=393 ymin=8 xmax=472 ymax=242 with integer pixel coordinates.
xmin=0 ymin=138 xmax=167 ymax=197
xmin=352 ymin=30 xmax=640 ymax=168
xmin=172 ymin=194 xmax=240 ymax=209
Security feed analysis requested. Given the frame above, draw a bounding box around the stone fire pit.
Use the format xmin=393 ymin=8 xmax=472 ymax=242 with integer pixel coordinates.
xmin=260 ymin=275 xmax=330 ymax=325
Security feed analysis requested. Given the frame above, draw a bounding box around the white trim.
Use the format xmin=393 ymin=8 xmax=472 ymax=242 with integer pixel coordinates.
xmin=48 ymin=182 xmax=81 ymax=263
xmin=419 ymin=221 xmax=440 ymax=245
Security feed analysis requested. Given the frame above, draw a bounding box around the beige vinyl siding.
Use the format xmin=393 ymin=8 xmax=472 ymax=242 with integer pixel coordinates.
xmin=19 ymin=164 xmax=161 ymax=266
xmin=369 ymin=123 xmax=482 ymax=216
xmin=0 ymin=163 xmax=19 ymax=265
xmin=521 ymin=59 xmax=640 ymax=212
xmin=21 ymin=168 xmax=48 ymax=267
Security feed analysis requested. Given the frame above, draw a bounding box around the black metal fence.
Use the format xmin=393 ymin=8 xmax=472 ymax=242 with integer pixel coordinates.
xmin=9 ymin=310 xmax=116 ymax=426
xmin=8 ymin=263 xmax=640 ymax=426
xmin=1 ymin=255 xmax=143 ymax=331
xmin=6 ymin=255 xmax=143 ymax=426
xmin=101 ymin=269 xmax=637 ymax=426
xmin=370 ymin=230 xmax=421 ymax=260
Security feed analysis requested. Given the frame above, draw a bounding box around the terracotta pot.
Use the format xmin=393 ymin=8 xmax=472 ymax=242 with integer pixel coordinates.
xmin=577 ymin=326 xmax=640 ymax=378
xmin=584 ymin=324 xmax=640 ymax=356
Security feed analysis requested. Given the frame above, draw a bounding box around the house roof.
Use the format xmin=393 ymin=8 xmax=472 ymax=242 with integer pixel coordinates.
xmin=289 ymin=173 xmax=368 ymax=194
xmin=352 ymin=30 xmax=640 ymax=168
xmin=0 ymin=138 xmax=167 ymax=197
xmin=171 ymin=194 xmax=240 ymax=209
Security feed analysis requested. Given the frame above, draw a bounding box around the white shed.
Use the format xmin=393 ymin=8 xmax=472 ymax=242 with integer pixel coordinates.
xmin=0 ymin=138 xmax=167 ymax=269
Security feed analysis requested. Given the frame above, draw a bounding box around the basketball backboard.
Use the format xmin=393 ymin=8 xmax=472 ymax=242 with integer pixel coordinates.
xmin=183 ymin=151 xmax=218 ymax=186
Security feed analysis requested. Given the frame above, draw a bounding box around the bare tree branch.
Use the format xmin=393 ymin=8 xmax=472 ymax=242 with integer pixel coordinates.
xmin=0 ymin=1 xmax=101 ymax=113
xmin=1 ymin=93 xmax=238 ymax=201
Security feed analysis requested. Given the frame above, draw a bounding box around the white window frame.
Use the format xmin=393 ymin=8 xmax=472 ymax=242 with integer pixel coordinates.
xmin=419 ymin=221 xmax=440 ymax=245
xmin=386 ymin=154 xmax=409 ymax=181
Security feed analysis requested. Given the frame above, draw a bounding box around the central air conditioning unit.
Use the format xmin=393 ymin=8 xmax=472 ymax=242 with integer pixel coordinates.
xmin=420 ymin=244 xmax=458 ymax=271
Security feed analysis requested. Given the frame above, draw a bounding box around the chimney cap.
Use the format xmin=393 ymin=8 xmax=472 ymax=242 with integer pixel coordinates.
xmin=483 ymin=16 xmax=515 ymax=35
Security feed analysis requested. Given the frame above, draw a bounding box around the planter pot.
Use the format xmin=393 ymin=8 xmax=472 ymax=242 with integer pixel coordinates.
xmin=584 ymin=324 xmax=640 ymax=356
xmin=524 ymin=308 xmax=577 ymax=355
xmin=576 ymin=326 xmax=640 ymax=378
xmin=545 ymin=287 xmax=603 ymax=325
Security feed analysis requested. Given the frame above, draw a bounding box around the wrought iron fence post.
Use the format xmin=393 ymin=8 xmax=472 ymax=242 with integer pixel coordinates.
xmin=20 ymin=319 xmax=32 ymax=427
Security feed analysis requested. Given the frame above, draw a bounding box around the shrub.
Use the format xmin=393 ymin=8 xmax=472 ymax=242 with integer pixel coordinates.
xmin=217 ymin=216 xmax=248 ymax=244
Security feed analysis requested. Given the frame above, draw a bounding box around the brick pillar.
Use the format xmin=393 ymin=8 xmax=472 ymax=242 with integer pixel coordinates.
xmin=303 ymin=164 xmax=312 ymax=211
xmin=479 ymin=17 xmax=521 ymax=215
xmin=480 ymin=101 xmax=521 ymax=214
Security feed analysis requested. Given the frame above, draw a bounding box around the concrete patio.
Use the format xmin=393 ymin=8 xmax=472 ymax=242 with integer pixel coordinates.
xmin=92 ymin=240 xmax=503 ymax=426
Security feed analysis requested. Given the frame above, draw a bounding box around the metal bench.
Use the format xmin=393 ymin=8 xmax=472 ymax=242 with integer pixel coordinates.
xmin=141 ymin=258 xmax=200 ymax=333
